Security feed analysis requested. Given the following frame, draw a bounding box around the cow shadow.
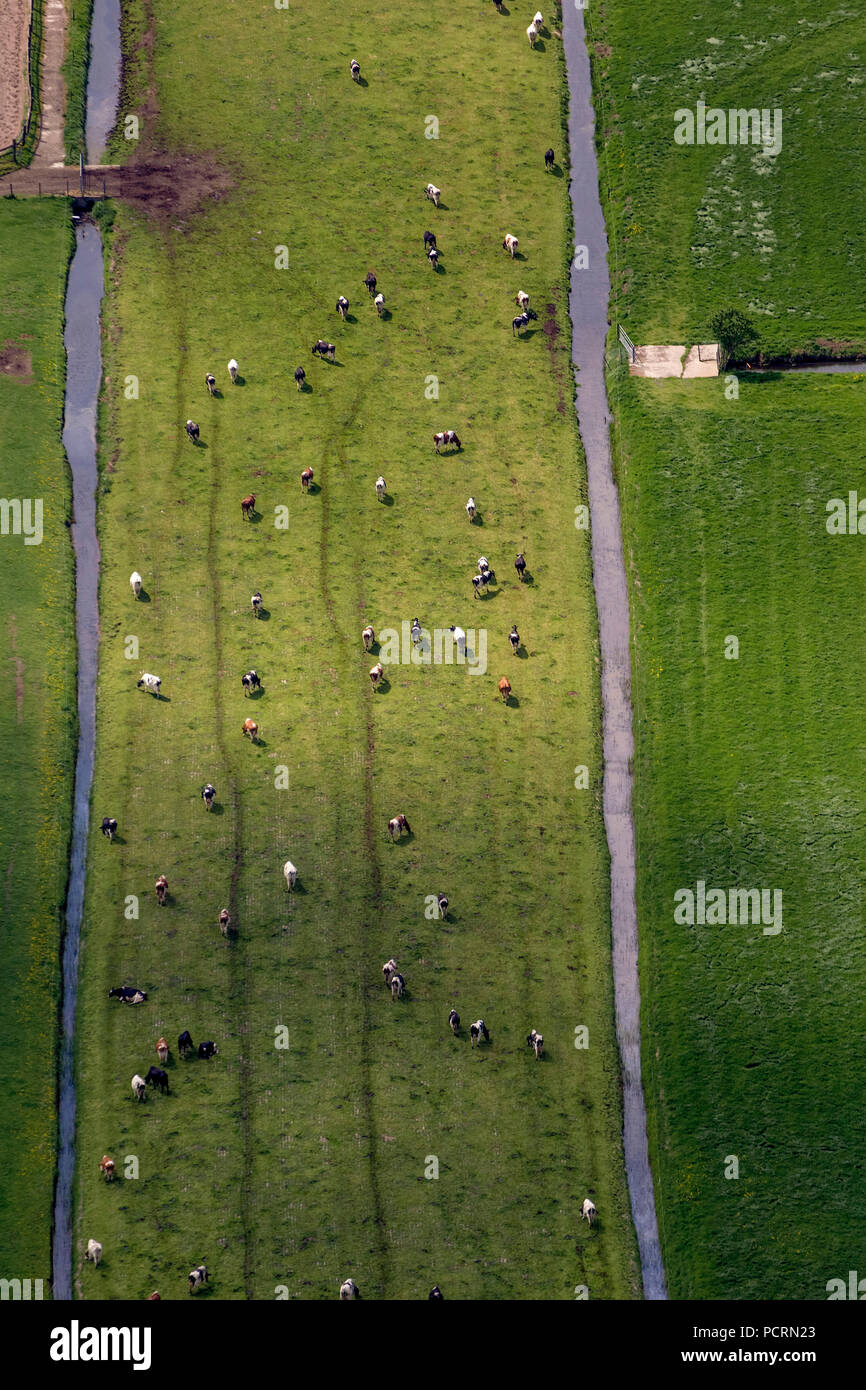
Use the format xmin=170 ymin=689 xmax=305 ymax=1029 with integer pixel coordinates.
xmin=246 ymin=509 xmax=262 ymax=524
xmin=503 ymin=694 xmax=520 ymax=708
xmin=373 ymin=676 xmax=391 ymax=694
xmin=515 ymin=327 xmax=540 ymax=339
xmin=431 ymin=263 xmax=447 ymax=275
xmin=207 ymin=801 xmax=225 ymax=816
xmin=533 ymin=39 xmax=547 ymax=52
xmin=254 ymin=607 xmax=271 ymax=620
xmin=104 ymin=832 xmax=126 ymax=845
xmin=137 ymin=589 xmax=151 ymax=603
xmin=344 ymin=314 xmax=358 ymax=324
xmin=379 ymin=308 xmax=393 ymax=321
xmin=246 ymin=735 xmax=267 ymax=747
xmin=515 ymin=645 xmax=528 ymax=659
xmin=151 ymin=693 xmax=171 ymax=702
xmin=518 ymin=572 xmax=535 ymax=587
xmin=470 ymin=513 xmax=484 ymax=527
xmin=233 ymin=375 xmax=247 ymax=386
xmin=209 ymin=387 xmax=224 ymax=399
xmin=434 ymin=201 xmax=450 ymax=211
xmin=246 ymin=686 xmax=265 ymax=700
xmin=298 ymin=380 xmax=313 ymax=393
xmin=511 ymin=251 xmax=527 ymax=262
xmin=389 ymin=831 xmax=414 ymax=846
xmin=357 ymin=75 xmax=369 ymax=88
xmin=381 ymin=493 xmax=395 ymax=507
xmin=190 ymin=440 xmax=209 ymax=449
xmin=550 ymin=164 xmax=564 ymax=178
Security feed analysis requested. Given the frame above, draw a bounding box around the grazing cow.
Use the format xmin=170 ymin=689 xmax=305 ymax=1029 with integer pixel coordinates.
xmin=478 ymin=556 xmax=490 ymax=575
xmin=390 ymin=971 xmax=405 ymax=1000
xmin=527 ymin=23 xmax=537 ymax=47
xmin=189 ymin=1265 xmax=208 ymax=1292
xmin=411 ymin=618 xmax=423 ymax=647
xmin=376 ymin=476 xmax=386 ymax=501
xmin=433 ymin=430 xmax=461 ymax=452
xmin=185 ymin=419 xmax=200 ymax=444
xmin=205 ymin=372 xmax=216 ymax=395
xmin=512 ymin=309 xmax=539 ymax=335
xmin=241 ymin=493 xmax=256 ymax=519
xmin=156 ymin=1037 xmax=169 ymax=1063
xmin=515 ymin=291 xmax=531 ymax=311
xmin=448 ymin=1008 xmax=460 ymax=1035
xmin=494 ymin=0 xmax=503 ymax=9
xmin=130 ymin=571 xmax=142 ymax=599
xmin=109 ymin=987 xmax=147 ymax=1004
xmin=428 ymin=247 xmax=439 ymax=270
xmin=178 ymin=1030 xmax=194 ymax=1057
xmin=429 ymin=1286 xmax=443 ymax=1300
xmin=470 ymin=1019 xmax=490 ymax=1046
xmin=382 ymin=958 xmax=398 ymax=984
xmin=544 ymin=147 xmax=555 ymax=171
xmin=85 ymin=1239 xmax=102 ymax=1267
xmin=374 ymin=293 xmax=385 ymax=316
xmin=387 ymin=813 xmax=411 ymax=840
xmin=533 ymin=11 xmax=543 ymax=30
xmin=228 ymin=359 xmax=239 ymax=382
xmin=155 ymin=875 xmax=168 ymax=906
xmin=301 ymin=467 xmax=314 ymax=492
xmin=147 ymin=1293 xmax=161 ymax=1301
xmin=283 ymin=860 xmax=298 ymax=890
xmin=498 ymin=677 xmax=512 ymax=703
xmin=137 ymin=672 xmax=161 ymax=696
xmin=242 ymin=717 xmax=258 ymax=741
xmin=362 ymin=625 xmax=375 ymax=652
xmin=218 ymin=908 xmax=231 ymax=936
xmin=581 ymin=1198 xmax=597 ymax=1227
xmin=100 ymin=817 xmax=117 ymax=840
xmin=294 ymin=366 xmax=306 ymax=391
xmin=448 ymin=625 xmax=466 ymax=654
xmin=340 ymin=1278 xmax=359 ymax=1300
xmin=99 ymin=1155 xmax=116 ymax=1182
xmin=437 ymin=892 xmax=449 ymax=919
xmin=369 ymin=661 xmax=384 ymax=690
xmin=364 ymin=272 xmax=377 ymax=295
xmin=423 ymin=230 xmax=437 ymax=252
xmin=251 ymin=591 xmax=263 ymax=617
xmin=350 ymin=59 xmax=360 ymax=81
xmin=509 ymin=624 xmax=520 ymax=653
xmin=146 ymin=1066 xmax=169 ymax=1094
xmin=472 ymin=571 xmax=490 ymax=598
xmin=425 ymin=183 xmax=441 ymax=207
xmin=466 ymin=496 xmax=476 ymax=522
xmin=242 ymin=670 xmax=261 ymax=696
xmin=515 ymin=552 xmax=527 ymax=581
xmin=202 ymin=783 xmax=216 ymax=810
xmin=131 ymin=1074 xmax=147 ymax=1102
xmin=527 ymin=1028 xmax=544 ymax=1059
xmin=503 ymin=234 xmax=519 ymax=257
xmin=336 ymin=296 xmax=349 ymax=319
xmin=312 ymin=339 xmax=336 ymax=360
xmin=198 ymin=1041 xmax=219 ymax=1060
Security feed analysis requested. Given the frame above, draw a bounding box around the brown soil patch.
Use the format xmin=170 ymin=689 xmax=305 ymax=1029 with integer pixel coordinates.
xmin=0 ymin=339 xmax=33 ymax=382
xmin=0 ymin=0 xmax=30 ymax=150
xmin=594 ymin=43 xmax=612 ymax=58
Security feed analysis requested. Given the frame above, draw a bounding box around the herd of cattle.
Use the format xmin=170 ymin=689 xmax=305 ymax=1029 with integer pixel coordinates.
xmin=86 ymin=7 xmax=600 ymax=1298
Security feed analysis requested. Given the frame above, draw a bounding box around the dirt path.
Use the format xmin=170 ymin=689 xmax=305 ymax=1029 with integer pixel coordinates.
xmin=561 ymin=5 xmax=668 ymax=1299
xmin=0 ymin=0 xmax=31 ymax=150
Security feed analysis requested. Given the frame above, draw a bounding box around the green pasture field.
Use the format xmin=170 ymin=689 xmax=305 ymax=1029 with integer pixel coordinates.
xmin=589 ymin=0 xmax=866 ymax=360
xmin=63 ymin=0 xmax=95 ymax=165
xmin=72 ymin=2 xmax=641 ymax=1299
xmin=0 ymin=199 xmax=76 ymax=1277
xmin=611 ymin=366 xmax=866 ymax=1298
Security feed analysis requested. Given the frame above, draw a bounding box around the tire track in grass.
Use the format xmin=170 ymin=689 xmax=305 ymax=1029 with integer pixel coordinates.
xmin=318 ymin=386 xmax=390 ymax=1293
xmin=166 ymin=243 xmax=255 ymax=1297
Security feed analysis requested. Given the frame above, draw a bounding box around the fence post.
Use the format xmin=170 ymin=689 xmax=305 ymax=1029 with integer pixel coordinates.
xmin=11 ymin=138 xmax=16 ymax=165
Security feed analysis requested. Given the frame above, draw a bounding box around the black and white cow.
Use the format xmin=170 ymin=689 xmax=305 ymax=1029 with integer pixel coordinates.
xmin=336 ymin=296 xmax=349 ymax=319
xmin=185 ymin=420 xmax=200 ymax=444
xmin=100 ymin=817 xmax=117 ymax=840
xmin=364 ymin=272 xmax=377 ymax=296
xmin=198 ymin=1041 xmax=219 ymax=1059
xmin=202 ymin=783 xmax=216 ymax=810
xmin=242 ymin=670 xmax=261 ymax=695
xmin=509 ymin=624 xmax=520 ymax=653
xmin=189 ymin=1265 xmax=208 ymax=1293
xmin=512 ymin=309 xmax=539 ymax=336
xmin=437 ymin=892 xmax=449 ymax=919
xmin=294 ymin=366 xmax=306 ymax=391
xmin=109 ymin=986 xmax=147 ymax=1004
xmin=448 ymin=1008 xmax=460 ymax=1035
xmin=527 ymin=1029 xmax=543 ymax=1059
xmin=312 ymin=340 xmax=336 ymax=360
xmin=470 ymin=1019 xmax=490 ymax=1046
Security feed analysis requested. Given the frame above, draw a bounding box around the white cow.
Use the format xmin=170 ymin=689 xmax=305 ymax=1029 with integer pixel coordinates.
xmin=515 ymin=291 xmax=530 ymax=311
xmin=137 ymin=673 xmax=161 ymax=696
xmin=527 ymin=23 xmax=537 ymax=47
xmin=382 ymin=957 xmax=398 ymax=984
xmin=376 ymin=476 xmax=386 ymax=500
xmin=369 ymin=662 xmax=384 ymax=689
xmin=424 ymin=183 xmax=441 ymax=207
xmin=390 ymin=972 xmax=405 ymax=1000
xmin=85 ymin=1239 xmax=102 ymax=1266
xmin=532 ymin=11 xmax=543 ymax=30
xmin=131 ymin=1074 xmax=146 ymax=1102
xmin=581 ymin=1198 xmax=597 ymax=1226
xmin=130 ymin=571 xmax=142 ymax=598
xmin=503 ymin=234 xmax=519 ymax=257
xmin=466 ymin=496 xmax=476 ymax=522
xmin=374 ymin=293 xmax=385 ymax=317
xmin=228 ymin=358 xmax=239 ymax=382
xmin=283 ymin=860 xmax=298 ymax=890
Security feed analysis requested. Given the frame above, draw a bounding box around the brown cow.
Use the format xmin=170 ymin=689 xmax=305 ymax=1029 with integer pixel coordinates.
xmin=219 ymin=908 xmax=231 ymax=936
xmin=369 ymin=662 xmax=384 ymax=689
xmin=498 ymin=677 xmax=512 ymax=703
xmin=99 ymin=1156 xmax=115 ymax=1182
xmin=156 ymin=1037 xmax=169 ymax=1064
xmin=242 ymin=718 xmax=258 ymax=741
xmin=155 ymin=875 xmax=168 ymax=906
xmin=241 ymin=494 xmax=256 ymax=519
xmin=301 ymin=467 xmax=314 ymax=492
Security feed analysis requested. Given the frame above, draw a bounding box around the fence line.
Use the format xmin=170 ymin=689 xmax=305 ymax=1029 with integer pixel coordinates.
xmin=617 ymin=323 xmax=636 ymax=364
xmin=0 ymin=0 xmax=45 ymax=170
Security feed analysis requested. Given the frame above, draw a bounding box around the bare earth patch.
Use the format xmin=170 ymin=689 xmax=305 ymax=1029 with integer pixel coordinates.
xmin=0 ymin=339 xmax=33 ymax=382
xmin=0 ymin=0 xmax=30 ymax=150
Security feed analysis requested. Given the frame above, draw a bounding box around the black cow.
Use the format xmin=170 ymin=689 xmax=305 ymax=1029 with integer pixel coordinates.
xmin=198 ymin=1041 xmax=219 ymax=1060
xmin=202 ymin=783 xmax=216 ymax=810
xmin=242 ymin=671 xmax=261 ymax=695
xmin=109 ymin=986 xmax=147 ymax=1004
xmin=100 ymin=817 xmax=117 ymax=840
xmin=294 ymin=366 xmax=306 ymax=391
xmin=205 ymin=373 xmax=216 ymax=395
xmin=437 ymin=893 xmax=449 ymax=919
xmin=429 ymin=1286 xmax=444 ymax=1300
xmin=515 ymin=553 xmax=527 ymax=581
xmin=448 ymin=1008 xmax=460 ymax=1035
xmin=365 ymin=272 xmax=377 ymax=296
xmin=423 ymin=230 xmax=437 ymax=252
xmin=146 ymin=1066 xmax=170 ymax=1093
xmin=544 ymin=147 xmax=555 ymax=170
xmin=185 ymin=420 xmax=200 ymax=444
xmin=178 ymin=1030 xmax=194 ymax=1057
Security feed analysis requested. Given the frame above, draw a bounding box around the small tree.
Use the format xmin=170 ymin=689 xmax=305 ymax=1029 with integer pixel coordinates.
xmin=710 ymin=308 xmax=759 ymax=369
